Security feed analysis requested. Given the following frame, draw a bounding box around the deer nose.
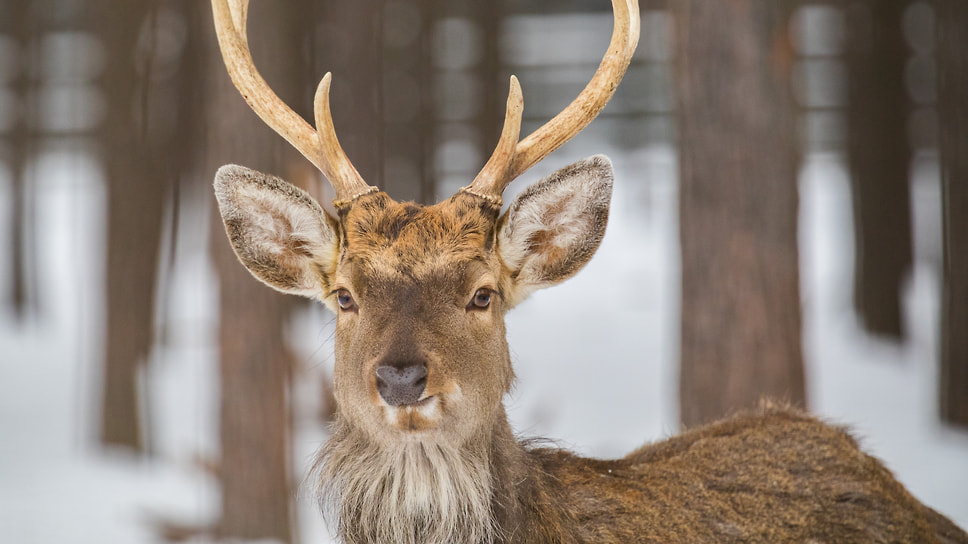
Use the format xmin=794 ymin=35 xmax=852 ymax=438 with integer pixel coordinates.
xmin=375 ymin=364 xmax=428 ymax=406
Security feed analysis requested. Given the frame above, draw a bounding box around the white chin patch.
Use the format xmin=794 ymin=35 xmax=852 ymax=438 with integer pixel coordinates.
xmin=383 ymin=396 xmax=442 ymax=430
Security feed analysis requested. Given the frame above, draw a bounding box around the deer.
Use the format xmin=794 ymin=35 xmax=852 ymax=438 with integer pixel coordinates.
xmin=209 ymin=0 xmax=968 ymax=542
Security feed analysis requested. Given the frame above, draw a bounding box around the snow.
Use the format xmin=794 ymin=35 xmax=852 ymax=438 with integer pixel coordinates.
xmin=1 ymin=146 xmax=965 ymax=542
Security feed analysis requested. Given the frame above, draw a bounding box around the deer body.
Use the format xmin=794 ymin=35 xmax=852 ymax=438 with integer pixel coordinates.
xmin=315 ymin=399 xmax=965 ymax=543
xmin=209 ymin=0 xmax=968 ymax=542
xmin=215 ymin=162 xmax=968 ymax=544
xmin=530 ymin=408 xmax=962 ymax=543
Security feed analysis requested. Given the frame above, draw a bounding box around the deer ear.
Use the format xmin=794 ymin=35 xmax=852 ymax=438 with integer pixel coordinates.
xmin=497 ymin=155 xmax=613 ymax=306
xmin=214 ymin=165 xmax=340 ymax=300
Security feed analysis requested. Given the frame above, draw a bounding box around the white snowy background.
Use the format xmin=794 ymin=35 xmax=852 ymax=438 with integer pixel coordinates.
xmin=1 ymin=6 xmax=967 ymax=543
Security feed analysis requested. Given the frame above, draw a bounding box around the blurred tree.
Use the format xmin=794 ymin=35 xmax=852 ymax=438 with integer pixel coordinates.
xmin=674 ymin=0 xmax=806 ymax=426
xmin=433 ymin=0 xmax=520 ymax=201
xmin=98 ymin=0 xmax=172 ymax=452
xmin=475 ymin=0 xmax=504 ymax=195
xmin=315 ymin=0 xmax=437 ymax=203
xmin=845 ymin=0 xmax=912 ymax=340
xmin=514 ymin=0 xmax=667 ymax=15
xmin=201 ymin=0 xmax=313 ymax=539
xmin=414 ymin=0 xmax=439 ymax=204
xmin=439 ymin=0 xmax=503 ymax=202
xmin=936 ymin=0 xmax=968 ymax=428
xmin=0 ymin=0 xmax=35 ymax=321
xmin=315 ymin=0 xmax=385 ymax=189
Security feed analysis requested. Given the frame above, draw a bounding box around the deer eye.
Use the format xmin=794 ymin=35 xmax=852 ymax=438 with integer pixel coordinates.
xmin=336 ymin=289 xmax=357 ymax=311
xmin=470 ymin=288 xmax=492 ymax=310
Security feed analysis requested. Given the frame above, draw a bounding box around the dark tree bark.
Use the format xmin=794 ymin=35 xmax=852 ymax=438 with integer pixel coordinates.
xmin=315 ymin=0 xmax=385 ymax=189
xmin=98 ymin=0 xmax=171 ymax=452
xmin=317 ymin=0 xmax=437 ymax=204
xmin=936 ymin=0 xmax=968 ymax=428
xmin=476 ymin=0 xmax=504 ymax=198
xmin=202 ymin=0 xmax=304 ymax=540
xmin=2 ymin=0 xmax=34 ymax=321
xmin=674 ymin=1 xmax=806 ymax=427
xmin=416 ymin=0 xmax=439 ymax=204
xmin=845 ymin=0 xmax=912 ymax=339
xmin=380 ymin=0 xmax=438 ymax=204
xmin=212 ymin=247 xmax=294 ymax=544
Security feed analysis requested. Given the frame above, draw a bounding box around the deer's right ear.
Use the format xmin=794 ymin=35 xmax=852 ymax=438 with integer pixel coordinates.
xmin=214 ymin=165 xmax=340 ymax=300
xmin=496 ymin=155 xmax=613 ymax=307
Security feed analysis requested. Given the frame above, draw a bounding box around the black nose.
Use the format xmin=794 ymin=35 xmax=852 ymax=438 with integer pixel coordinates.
xmin=375 ymin=364 xmax=428 ymax=406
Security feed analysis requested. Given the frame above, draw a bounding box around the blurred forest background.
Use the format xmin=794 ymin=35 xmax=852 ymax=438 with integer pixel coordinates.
xmin=0 ymin=0 xmax=966 ymax=542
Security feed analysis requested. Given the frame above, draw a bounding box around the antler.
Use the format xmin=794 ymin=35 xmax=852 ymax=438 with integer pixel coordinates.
xmin=211 ymin=0 xmax=376 ymax=204
xmin=464 ymin=0 xmax=640 ymax=203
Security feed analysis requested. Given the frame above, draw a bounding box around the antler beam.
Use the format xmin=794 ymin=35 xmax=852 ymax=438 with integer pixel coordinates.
xmin=211 ymin=0 xmax=375 ymax=204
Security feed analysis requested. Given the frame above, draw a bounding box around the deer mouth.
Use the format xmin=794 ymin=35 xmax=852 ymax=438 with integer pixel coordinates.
xmin=409 ymin=395 xmax=436 ymax=409
xmin=384 ymin=395 xmax=442 ymax=432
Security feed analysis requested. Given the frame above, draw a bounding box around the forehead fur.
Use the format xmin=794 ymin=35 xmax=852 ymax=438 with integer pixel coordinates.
xmin=338 ymin=191 xmax=500 ymax=276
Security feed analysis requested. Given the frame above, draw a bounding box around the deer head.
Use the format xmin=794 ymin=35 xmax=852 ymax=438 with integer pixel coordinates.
xmin=212 ymin=0 xmax=637 ymax=435
xmin=211 ymin=0 xmax=637 ymax=540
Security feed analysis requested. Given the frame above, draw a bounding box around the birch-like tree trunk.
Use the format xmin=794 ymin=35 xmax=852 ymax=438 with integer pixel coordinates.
xmin=674 ymin=0 xmax=806 ymax=426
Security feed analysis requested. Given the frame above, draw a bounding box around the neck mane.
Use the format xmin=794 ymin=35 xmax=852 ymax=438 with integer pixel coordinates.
xmin=309 ymin=411 xmax=578 ymax=544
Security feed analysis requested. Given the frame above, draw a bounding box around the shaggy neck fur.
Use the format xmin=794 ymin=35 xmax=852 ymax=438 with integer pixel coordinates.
xmin=311 ymin=417 xmax=499 ymax=544
xmin=310 ymin=412 xmax=579 ymax=544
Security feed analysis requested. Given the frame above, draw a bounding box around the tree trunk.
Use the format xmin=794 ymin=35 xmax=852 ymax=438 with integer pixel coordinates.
xmin=2 ymin=0 xmax=34 ymax=321
xmin=99 ymin=0 xmax=170 ymax=452
xmin=201 ymin=0 xmax=301 ymax=540
xmin=936 ymin=0 xmax=968 ymax=428
xmin=476 ymin=0 xmax=504 ymax=202
xmin=845 ymin=0 xmax=912 ymax=340
xmin=674 ymin=1 xmax=806 ymax=427
xmin=213 ymin=249 xmax=294 ymax=543
xmin=316 ymin=0 xmax=385 ymax=189
xmin=316 ymin=0 xmax=436 ymax=204
xmin=417 ymin=0 xmax=438 ymax=204
xmin=381 ymin=0 xmax=438 ymax=204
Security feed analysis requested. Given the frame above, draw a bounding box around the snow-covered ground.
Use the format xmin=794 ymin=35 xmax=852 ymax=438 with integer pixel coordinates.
xmin=1 ymin=145 xmax=966 ymax=543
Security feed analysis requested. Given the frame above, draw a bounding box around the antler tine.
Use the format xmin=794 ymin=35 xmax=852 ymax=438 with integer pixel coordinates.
xmin=462 ymin=76 xmax=524 ymax=205
xmin=313 ymin=73 xmax=378 ymax=205
xmin=211 ymin=0 xmax=374 ymax=203
xmin=467 ymin=0 xmax=640 ymax=200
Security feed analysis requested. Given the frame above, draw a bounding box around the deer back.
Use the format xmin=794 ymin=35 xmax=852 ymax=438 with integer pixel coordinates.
xmin=534 ymin=405 xmax=963 ymax=543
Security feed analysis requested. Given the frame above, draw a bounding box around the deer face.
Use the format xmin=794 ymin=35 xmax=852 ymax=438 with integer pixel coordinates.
xmin=214 ymin=156 xmax=613 ymax=446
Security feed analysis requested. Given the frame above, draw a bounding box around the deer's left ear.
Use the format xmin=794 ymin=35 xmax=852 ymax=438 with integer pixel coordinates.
xmin=497 ymin=155 xmax=613 ymax=307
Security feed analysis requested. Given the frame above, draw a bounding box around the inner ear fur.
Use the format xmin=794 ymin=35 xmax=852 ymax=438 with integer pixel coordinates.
xmin=214 ymin=164 xmax=340 ymax=300
xmin=497 ymin=155 xmax=613 ymax=307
